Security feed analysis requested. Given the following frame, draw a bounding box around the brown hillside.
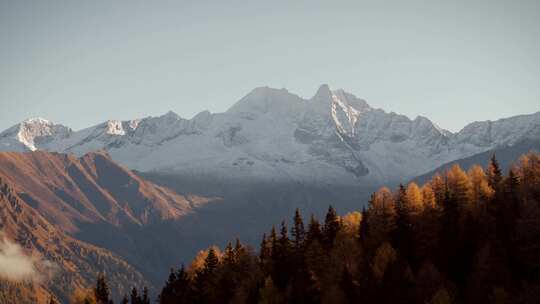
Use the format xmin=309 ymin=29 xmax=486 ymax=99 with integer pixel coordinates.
xmin=0 ymin=176 xmax=149 ymax=303
xmin=0 ymin=150 xmax=219 ymax=291
xmin=0 ymin=151 xmax=198 ymax=233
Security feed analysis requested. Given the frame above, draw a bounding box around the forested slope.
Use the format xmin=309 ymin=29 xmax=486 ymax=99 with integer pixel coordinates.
xmin=151 ymin=152 xmax=540 ymax=304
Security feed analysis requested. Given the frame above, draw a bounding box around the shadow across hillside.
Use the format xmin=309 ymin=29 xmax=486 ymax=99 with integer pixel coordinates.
xmin=138 ymin=171 xmax=375 ymax=254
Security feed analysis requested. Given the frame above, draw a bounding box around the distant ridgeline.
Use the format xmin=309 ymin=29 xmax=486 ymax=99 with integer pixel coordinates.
xmin=83 ymin=152 xmax=540 ymax=304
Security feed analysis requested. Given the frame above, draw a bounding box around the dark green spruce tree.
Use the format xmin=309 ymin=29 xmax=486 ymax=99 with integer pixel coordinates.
xmin=94 ymin=273 xmax=110 ymax=304
xmin=322 ymin=205 xmax=341 ymax=250
xmin=271 ymin=221 xmax=292 ymax=291
xmin=159 ymin=265 xmax=193 ymax=304
xmin=358 ymin=207 xmax=369 ymax=245
xmin=131 ymin=287 xmax=142 ymax=304
xmin=306 ymin=215 xmax=322 ymax=245
xmin=291 ymin=208 xmax=306 ymax=253
xmin=259 ymin=233 xmax=271 ymax=273
xmin=193 ymin=247 xmax=219 ymax=303
xmin=392 ymin=184 xmax=414 ymax=267
xmin=141 ymin=287 xmax=150 ymax=304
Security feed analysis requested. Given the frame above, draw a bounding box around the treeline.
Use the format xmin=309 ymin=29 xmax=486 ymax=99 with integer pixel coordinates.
xmin=68 ymin=273 xmax=151 ymax=304
xmin=86 ymin=153 xmax=540 ymax=303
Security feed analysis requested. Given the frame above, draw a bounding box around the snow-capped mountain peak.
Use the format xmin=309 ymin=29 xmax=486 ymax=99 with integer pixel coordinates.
xmin=18 ymin=118 xmax=56 ymax=150
xmin=106 ymin=120 xmax=127 ymax=136
xmin=129 ymin=119 xmax=142 ymax=130
xmin=162 ymin=110 xmax=181 ymax=120
xmin=0 ymin=118 xmax=72 ymax=151
xmin=227 ymin=86 xmax=304 ymax=114
xmin=311 ymin=84 xmax=333 ymax=102
xmin=104 ymin=119 xmax=141 ymax=136
xmin=0 ymin=85 xmax=537 ymax=186
xmin=330 ymin=89 xmax=372 ymax=138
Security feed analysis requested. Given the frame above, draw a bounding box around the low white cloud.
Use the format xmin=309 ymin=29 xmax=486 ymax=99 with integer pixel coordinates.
xmin=0 ymin=233 xmax=56 ymax=282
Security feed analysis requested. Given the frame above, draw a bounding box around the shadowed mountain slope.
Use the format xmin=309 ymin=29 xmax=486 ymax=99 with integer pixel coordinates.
xmin=0 ymin=176 xmax=149 ymax=303
xmin=413 ymin=139 xmax=540 ymax=185
xmin=0 ymin=150 xmax=194 ymax=231
xmin=0 ymin=151 xmax=218 ymax=288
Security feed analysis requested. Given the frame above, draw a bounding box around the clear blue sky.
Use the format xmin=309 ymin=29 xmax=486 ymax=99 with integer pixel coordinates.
xmin=1 ymin=0 xmax=539 ymax=132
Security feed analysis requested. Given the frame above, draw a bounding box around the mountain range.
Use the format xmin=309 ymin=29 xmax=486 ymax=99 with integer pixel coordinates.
xmin=2 ymin=85 xmax=539 ymax=186
xmin=0 ymin=85 xmax=538 ymax=302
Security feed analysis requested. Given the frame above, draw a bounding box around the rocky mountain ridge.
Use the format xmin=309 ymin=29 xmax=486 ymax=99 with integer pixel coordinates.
xmin=0 ymin=174 xmax=149 ymax=303
xmin=1 ymin=85 xmax=538 ymax=185
xmin=0 ymin=150 xmax=219 ymax=299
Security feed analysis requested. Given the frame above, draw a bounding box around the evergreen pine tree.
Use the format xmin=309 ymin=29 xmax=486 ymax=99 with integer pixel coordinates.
xmin=291 ymin=208 xmax=306 ymax=252
xmin=141 ymin=287 xmax=150 ymax=304
xmin=306 ymin=215 xmax=322 ymax=245
xmin=439 ymin=181 xmax=462 ymax=283
xmin=271 ymin=221 xmax=292 ymax=291
xmin=269 ymin=226 xmax=278 ymax=250
xmin=358 ymin=207 xmax=369 ymax=245
xmin=233 ymin=238 xmax=246 ymax=263
xmin=218 ymin=241 xmax=239 ymax=303
xmin=159 ymin=265 xmax=193 ymax=304
xmin=205 ymin=247 xmax=219 ymax=273
xmin=259 ymin=233 xmax=271 ymax=271
xmin=323 ymin=205 xmax=341 ymax=250
xmin=279 ymin=221 xmax=291 ymax=252
xmin=392 ymin=184 xmax=414 ymax=266
xmin=159 ymin=269 xmax=176 ymax=304
xmin=130 ymin=287 xmax=142 ymax=304
xmin=487 ymin=154 xmax=503 ymax=190
xmin=177 ymin=265 xmax=193 ymax=303
xmin=223 ymin=242 xmax=235 ymax=266
xmin=94 ymin=273 xmax=110 ymax=304
xmin=505 ymin=168 xmax=520 ymax=209
xmin=194 ymin=248 xmax=219 ymax=303
xmin=504 ymin=168 xmax=521 ymax=230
